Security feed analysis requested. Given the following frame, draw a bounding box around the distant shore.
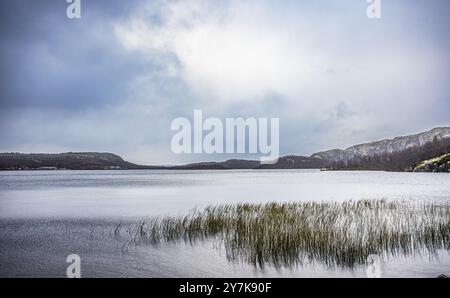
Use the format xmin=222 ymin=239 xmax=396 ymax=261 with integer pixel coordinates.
xmin=1 ymin=127 xmax=449 ymax=172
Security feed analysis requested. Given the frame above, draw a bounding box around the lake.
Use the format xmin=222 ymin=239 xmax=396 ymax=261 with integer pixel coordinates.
xmin=0 ymin=170 xmax=449 ymax=277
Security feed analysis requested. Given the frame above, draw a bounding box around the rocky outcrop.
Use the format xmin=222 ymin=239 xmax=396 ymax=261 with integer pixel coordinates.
xmin=407 ymin=153 xmax=450 ymax=173
xmin=311 ymin=127 xmax=450 ymax=163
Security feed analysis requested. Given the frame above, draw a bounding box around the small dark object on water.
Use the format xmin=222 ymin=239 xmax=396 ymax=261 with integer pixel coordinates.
xmin=437 ymin=274 xmax=449 ymax=278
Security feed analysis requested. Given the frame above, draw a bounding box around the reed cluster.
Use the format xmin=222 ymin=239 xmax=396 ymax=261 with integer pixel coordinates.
xmin=115 ymin=200 xmax=450 ymax=268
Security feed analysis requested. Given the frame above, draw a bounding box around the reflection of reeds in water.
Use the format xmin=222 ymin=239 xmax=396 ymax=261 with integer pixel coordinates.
xmin=116 ymin=200 xmax=450 ymax=269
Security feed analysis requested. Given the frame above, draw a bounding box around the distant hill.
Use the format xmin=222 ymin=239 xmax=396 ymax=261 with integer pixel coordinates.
xmin=173 ymin=157 xmax=329 ymax=170
xmin=172 ymin=162 xmax=229 ymax=170
xmin=257 ymin=155 xmax=329 ymax=169
xmin=2 ymin=127 xmax=449 ymax=172
xmin=311 ymin=127 xmax=450 ymax=162
xmin=172 ymin=159 xmax=260 ymax=170
xmin=0 ymin=152 xmax=162 ymax=170
xmin=326 ymin=132 xmax=450 ymax=171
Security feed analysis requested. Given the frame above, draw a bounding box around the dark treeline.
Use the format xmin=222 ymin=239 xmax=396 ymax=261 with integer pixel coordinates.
xmin=0 ymin=152 xmax=161 ymax=170
xmin=330 ymin=137 xmax=450 ymax=171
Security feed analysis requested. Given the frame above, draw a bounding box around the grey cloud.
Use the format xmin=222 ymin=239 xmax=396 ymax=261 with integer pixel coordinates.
xmin=0 ymin=0 xmax=449 ymax=164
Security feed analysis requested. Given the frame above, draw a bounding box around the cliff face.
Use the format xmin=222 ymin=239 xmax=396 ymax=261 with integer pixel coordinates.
xmin=311 ymin=127 xmax=450 ymax=162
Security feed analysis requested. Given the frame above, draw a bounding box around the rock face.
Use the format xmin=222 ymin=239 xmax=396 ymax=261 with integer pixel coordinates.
xmin=408 ymin=153 xmax=450 ymax=173
xmin=311 ymin=127 xmax=450 ymax=162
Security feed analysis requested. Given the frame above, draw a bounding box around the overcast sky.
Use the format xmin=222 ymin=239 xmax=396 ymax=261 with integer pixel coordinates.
xmin=1 ymin=0 xmax=449 ymax=164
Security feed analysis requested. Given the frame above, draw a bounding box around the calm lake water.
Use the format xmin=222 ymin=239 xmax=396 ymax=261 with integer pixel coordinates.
xmin=0 ymin=170 xmax=449 ymax=277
